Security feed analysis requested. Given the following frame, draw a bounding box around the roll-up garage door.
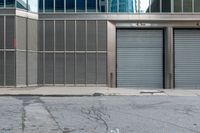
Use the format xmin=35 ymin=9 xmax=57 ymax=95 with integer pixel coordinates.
xmin=174 ymin=29 xmax=200 ymax=89
xmin=117 ymin=29 xmax=163 ymax=88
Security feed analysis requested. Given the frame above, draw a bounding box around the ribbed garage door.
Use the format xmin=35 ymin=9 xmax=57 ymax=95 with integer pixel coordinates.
xmin=174 ymin=29 xmax=200 ymax=89
xmin=117 ymin=29 xmax=163 ymax=88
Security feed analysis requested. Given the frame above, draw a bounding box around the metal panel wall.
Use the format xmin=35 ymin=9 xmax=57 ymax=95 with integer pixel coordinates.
xmin=16 ymin=51 xmax=26 ymax=85
xmin=38 ymin=21 xmax=43 ymax=51
xmin=45 ymin=21 xmax=54 ymax=51
xmin=65 ymin=53 xmax=75 ymax=84
xmin=16 ymin=17 xmax=26 ymax=50
xmin=28 ymin=19 xmax=38 ymax=51
xmin=117 ymin=29 xmax=163 ymax=88
xmin=55 ymin=21 xmax=64 ymax=51
xmin=37 ymin=20 xmax=107 ymax=86
xmin=6 ymin=51 xmax=15 ymax=86
xmin=6 ymin=16 xmax=15 ymax=49
xmin=76 ymin=21 xmax=86 ymax=51
xmin=0 ymin=52 xmax=4 ymax=85
xmin=174 ymin=29 xmax=200 ymax=89
xmin=66 ymin=21 xmax=75 ymax=51
xmin=28 ymin=52 xmax=37 ymax=85
xmin=55 ymin=53 xmax=64 ymax=84
xmin=0 ymin=16 xmax=4 ymax=49
xmin=45 ymin=53 xmax=54 ymax=84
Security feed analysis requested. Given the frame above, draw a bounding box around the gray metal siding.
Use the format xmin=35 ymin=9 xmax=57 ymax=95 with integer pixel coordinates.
xmin=117 ymin=29 xmax=163 ymax=88
xmin=55 ymin=21 xmax=64 ymax=51
xmin=16 ymin=51 xmax=26 ymax=85
xmin=0 ymin=52 xmax=4 ymax=85
xmin=55 ymin=53 xmax=64 ymax=84
xmin=28 ymin=52 xmax=37 ymax=85
xmin=174 ymin=29 xmax=200 ymax=89
xmin=45 ymin=21 xmax=54 ymax=51
xmin=16 ymin=17 xmax=26 ymax=50
xmin=6 ymin=51 xmax=15 ymax=86
xmin=28 ymin=19 xmax=38 ymax=51
xmin=6 ymin=16 xmax=15 ymax=49
xmin=0 ymin=16 xmax=4 ymax=49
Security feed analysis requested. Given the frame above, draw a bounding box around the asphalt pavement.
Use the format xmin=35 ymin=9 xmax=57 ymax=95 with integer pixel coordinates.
xmin=0 ymin=96 xmax=200 ymax=133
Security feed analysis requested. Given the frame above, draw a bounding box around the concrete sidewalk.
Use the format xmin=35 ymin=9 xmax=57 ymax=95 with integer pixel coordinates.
xmin=0 ymin=87 xmax=200 ymax=96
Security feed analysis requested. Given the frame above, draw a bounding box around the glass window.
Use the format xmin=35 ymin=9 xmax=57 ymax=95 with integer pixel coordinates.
xmin=77 ymin=0 xmax=85 ymax=12
xmin=108 ymin=0 xmax=117 ymax=12
xmin=6 ymin=0 xmax=15 ymax=7
xmin=39 ymin=0 xmax=43 ymax=12
xmin=98 ymin=0 xmax=107 ymax=12
xmin=151 ymin=0 xmax=160 ymax=12
xmin=87 ymin=0 xmax=96 ymax=12
xmin=139 ymin=0 xmax=150 ymax=13
xmin=66 ymin=0 xmax=75 ymax=12
xmin=56 ymin=0 xmax=64 ymax=12
xmin=0 ymin=0 xmax=4 ymax=7
xmin=194 ymin=0 xmax=200 ymax=12
xmin=174 ymin=0 xmax=182 ymax=12
xmin=183 ymin=0 xmax=192 ymax=12
xmin=17 ymin=0 xmax=27 ymax=10
xmin=45 ymin=0 xmax=53 ymax=12
xmin=119 ymin=0 xmax=130 ymax=12
xmin=162 ymin=0 xmax=171 ymax=12
xmin=28 ymin=0 xmax=38 ymax=12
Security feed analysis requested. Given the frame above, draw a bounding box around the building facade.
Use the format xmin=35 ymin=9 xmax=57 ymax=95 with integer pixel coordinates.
xmin=0 ymin=0 xmax=200 ymax=89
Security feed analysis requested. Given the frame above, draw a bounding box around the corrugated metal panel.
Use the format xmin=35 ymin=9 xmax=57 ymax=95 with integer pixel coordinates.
xmin=87 ymin=21 xmax=96 ymax=51
xmin=174 ymin=29 xmax=200 ymax=89
xmin=16 ymin=17 xmax=26 ymax=50
xmin=16 ymin=51 xmax=26 ymax=85
xmin=28 ymin=52 xmax=37 ymax=85
xmin=45 ymin=53 xmax=54 ymax=84
xmin=6 ymin=16 xmax=15 ymax=49
xmin=76 ymin=21 xmax=86 ymax=51
xmin=97 ymin=53 xmax=107 ymax=84
xmin=37 ymin=53 xmax=44 ymax=84
xmin=55 ymin=21 xmax=64 ymax=51
xmin=28 ymin=19 xmax=37 ymax=51
xmin=117 ymin=29 xmax=163 ymax=88
xmin=98 ymin=21 xmax=107 ymax=51
xmin=66 ymin=53 xmax=75 ymax=84
xmin=45 ymin=21 xmax=54 ymax=51
xmin=6 ymin=51 xmax=15 ymax=86
xmin=55 ymin=53 xmax=64 ymax=84
xmin=87 ymin=53 xmax=96 ymax=84
xmin=76 ymin=53 xmax=86 ymax=84
xmin=66 ymin=21 xmax=75 ymax=51
xmin=0 ymin=16 xmax=4 ymax=49
xmin=38 ymin=21 xmax=43 ymax=51
xmin=0 ymin=52 xmax=4 ymax=85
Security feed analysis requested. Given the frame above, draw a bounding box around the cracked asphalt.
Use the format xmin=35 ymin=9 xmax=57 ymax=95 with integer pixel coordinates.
xmin=0 ymin=96 xmax=200 ymax=133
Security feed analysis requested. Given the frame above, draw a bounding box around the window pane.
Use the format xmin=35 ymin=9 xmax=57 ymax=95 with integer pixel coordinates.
xmin=98 ymin=0 xmax=107 ymax=12
xmin=183 ymin=0 xmax=192 ymax=12
xmin=151 ymin=0 xmax=160 ymax=12
xmin=77 ymin=0 xmax=85 ymax=12
xmin=56 ymin=0 xmax=64 ymax=12
xmin=17 ymin=0 xmax=27 ymax=10
xmin=194 ymin=0 xmax=200 ymax=12
xmin=66 ymin=0 xmax=75 ymax=12
xmin=119 ymin=0 xmax=132 ymax=12
xmin=45 ymin=0 xmax=53 ymax=12
xmin=6 ymin=0 xmax=15 ymax=7
xmin=108 ymin=0 xmax=117 ymax=12
xmin=0 ymin=0 xmax=4 ymax=7
xmin=139 ymin=0 xmax=150 ymax=13
xmin=28 ymin=0 xmax=38 ymax=12
xmin=87 ymin=0 xmax=96 ymax=12
xmin=174 ymin=0 xmax=182 ymax=12
xmin=39 ymin=0 xmax=43 ymax=12
xmin=162 ymin=0 xmax=171 ymax=12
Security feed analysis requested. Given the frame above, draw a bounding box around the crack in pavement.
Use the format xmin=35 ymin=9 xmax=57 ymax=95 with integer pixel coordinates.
xmin=81 ymin=105 xmax=110 ymax=133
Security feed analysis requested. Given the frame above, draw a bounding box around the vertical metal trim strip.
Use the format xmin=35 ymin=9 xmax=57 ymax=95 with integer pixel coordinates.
xmin=64 ymin=20 xmax=66 ymax=85
xmin=43 ymin=20 xmax=45 ymax=84
xmin=53 ymin=20 xmax=55 ymax=85
xmin=85 ymin=21 xmax=87 ymax=86
xmin=74 ymin=20 xmax=76 ymax=86
xmin=3 ymin=16 xmax=6 ymax=86
xmin=96 ymin=21 xmax=98 ymax=85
